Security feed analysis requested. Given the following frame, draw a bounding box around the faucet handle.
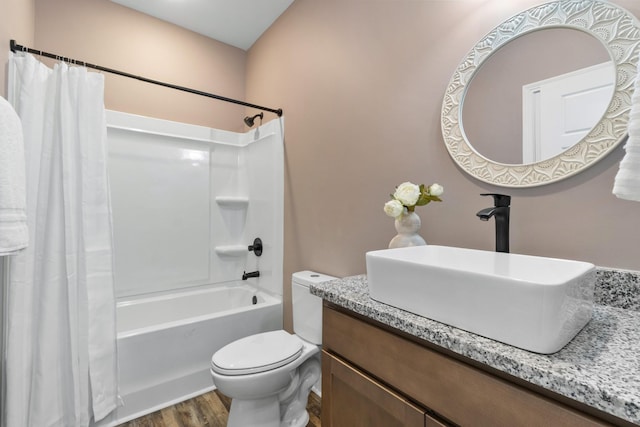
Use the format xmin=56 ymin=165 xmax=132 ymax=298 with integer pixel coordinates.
xmin=480 ymin=193 xmax=511 ymax=207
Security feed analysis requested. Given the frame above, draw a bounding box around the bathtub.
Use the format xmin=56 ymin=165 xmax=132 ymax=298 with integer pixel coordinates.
xmin=94 ymin=283 xmax=282 ymax=426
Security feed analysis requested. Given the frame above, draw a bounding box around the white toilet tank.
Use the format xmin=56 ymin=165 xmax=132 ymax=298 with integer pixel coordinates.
xmin=292 ymin=271 xmax=336 ymax=345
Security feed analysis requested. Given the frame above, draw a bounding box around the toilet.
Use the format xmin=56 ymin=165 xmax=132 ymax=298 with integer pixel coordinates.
xmin=210 ymin=271 xmax=335 ymax=427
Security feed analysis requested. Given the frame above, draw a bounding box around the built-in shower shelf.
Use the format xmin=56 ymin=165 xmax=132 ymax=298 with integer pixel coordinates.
xmin=215 ymin=196 xmax=249 ymax=208
xmin=215 ymin=245 xmax=248 ymax=258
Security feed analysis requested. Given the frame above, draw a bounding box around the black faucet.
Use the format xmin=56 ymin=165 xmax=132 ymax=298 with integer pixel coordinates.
xmin=242 ymin=270 xmax=260 ymax=280
xmin=476 ymin=193 xmax=511 ymax=253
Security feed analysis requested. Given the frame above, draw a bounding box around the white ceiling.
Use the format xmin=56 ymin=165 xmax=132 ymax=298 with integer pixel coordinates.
xmin=110 ymin=0 xmax=295 ymax=51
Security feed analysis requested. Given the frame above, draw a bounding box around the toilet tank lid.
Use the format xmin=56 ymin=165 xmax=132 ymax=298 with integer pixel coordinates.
xmin=292 ymin=270 xmax=337 ymax=287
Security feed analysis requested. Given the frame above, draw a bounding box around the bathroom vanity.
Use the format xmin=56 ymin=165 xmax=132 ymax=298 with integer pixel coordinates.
xmin=312 ymin=274 xmax=640 ymax=426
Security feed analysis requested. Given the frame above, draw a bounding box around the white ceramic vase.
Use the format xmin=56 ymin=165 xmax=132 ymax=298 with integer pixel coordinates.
xmin=388 ymin=211 xmax=427 ymax=249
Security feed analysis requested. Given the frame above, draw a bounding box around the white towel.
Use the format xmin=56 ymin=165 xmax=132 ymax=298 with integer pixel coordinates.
xmin=613 ymin=60 xmax=640 ymax=202
xmin=0 ymin=95 xmax=28 ymax=255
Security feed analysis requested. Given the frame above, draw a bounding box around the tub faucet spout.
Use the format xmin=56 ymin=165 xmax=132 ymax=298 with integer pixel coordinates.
xmin=477 ymin=193 xmax=510 ymax=253
xmin=242 ymin=270 xmax=260 ymax=280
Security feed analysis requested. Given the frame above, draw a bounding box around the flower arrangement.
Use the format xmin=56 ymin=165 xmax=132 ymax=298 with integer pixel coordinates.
xmin=384 ymin=181 xmax=443 ymax=219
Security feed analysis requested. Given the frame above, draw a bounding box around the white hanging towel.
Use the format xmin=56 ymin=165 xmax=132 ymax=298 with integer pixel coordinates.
xmin=0 ymin=95 xmax=28 ymax=254
xmin=613 ymin=59 xmax=640 ymax=201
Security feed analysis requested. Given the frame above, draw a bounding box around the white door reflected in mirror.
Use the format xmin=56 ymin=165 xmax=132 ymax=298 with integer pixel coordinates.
xmin=522 ymin=62 xmax=615 ymax=163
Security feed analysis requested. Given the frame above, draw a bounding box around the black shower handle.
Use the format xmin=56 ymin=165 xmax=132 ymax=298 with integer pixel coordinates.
xmin=248 ymin=238 xmax=263 ymax=256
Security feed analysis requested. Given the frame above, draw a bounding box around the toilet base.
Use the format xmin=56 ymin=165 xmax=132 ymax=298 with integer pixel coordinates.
xmin=228 ymin=396 xmax=281 ymax=427
xmin=224 ymin=356 xmax=319 ymax=427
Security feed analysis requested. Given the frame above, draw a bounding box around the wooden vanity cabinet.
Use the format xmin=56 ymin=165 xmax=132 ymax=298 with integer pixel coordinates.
xmin=321 ymin=303 xmax=619 ymax=427
xmin=322 ymin=351 xmax=429 ymax=426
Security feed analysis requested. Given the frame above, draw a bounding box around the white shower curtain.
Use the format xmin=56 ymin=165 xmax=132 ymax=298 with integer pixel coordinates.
xmin=5 ymin=53 xmax=118 ymax=427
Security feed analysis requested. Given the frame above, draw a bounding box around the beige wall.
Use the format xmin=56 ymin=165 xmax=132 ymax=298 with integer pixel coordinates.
xmin=33 ymin=0 xmax=247 ymax=131
xmin=0 ymin=0 xmax=35 ymax=97
xmin=248 ymin=0 xmax=640 ymax=329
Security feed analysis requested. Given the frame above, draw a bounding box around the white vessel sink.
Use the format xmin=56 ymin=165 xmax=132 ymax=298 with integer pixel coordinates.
xmin=365 ymin=245 xmax=595 ymax=354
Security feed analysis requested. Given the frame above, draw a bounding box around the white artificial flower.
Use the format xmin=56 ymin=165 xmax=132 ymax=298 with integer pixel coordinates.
xmin=429 ymin=183 xmax=444 ymax=197
xmin=384 ymin=199 xmax=404 ymax=218
xmin=393 ymin=182 xmax=420 ymax=206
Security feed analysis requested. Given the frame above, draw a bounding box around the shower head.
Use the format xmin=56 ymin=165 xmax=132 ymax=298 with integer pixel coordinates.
xmin=244 ymin=112 xmax=264 ymax=127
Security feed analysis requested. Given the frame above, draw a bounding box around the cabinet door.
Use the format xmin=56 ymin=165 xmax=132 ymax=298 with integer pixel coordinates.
xmin=322 ymin=351 xmax=426 ymax=427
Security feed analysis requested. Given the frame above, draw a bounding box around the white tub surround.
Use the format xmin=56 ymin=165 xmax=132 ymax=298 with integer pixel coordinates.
xmin=106 ymin=111 xmax=284 ymax=299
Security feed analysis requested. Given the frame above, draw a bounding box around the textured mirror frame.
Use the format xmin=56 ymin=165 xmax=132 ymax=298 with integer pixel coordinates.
xmin=441 ymin=0 xmax=640 ymax=188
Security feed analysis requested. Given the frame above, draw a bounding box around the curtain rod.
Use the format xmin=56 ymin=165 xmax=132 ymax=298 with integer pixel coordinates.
xmin=9 ymin=40 xmax=283 ymax=117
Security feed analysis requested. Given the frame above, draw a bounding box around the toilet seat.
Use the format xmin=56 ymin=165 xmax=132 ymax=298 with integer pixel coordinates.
xmin=211 ymin=330 xmax=303 ymax=376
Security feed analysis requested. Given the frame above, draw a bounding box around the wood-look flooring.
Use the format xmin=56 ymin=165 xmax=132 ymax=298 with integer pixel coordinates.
xmin=119 ymin=390 xmax=321 ymax=427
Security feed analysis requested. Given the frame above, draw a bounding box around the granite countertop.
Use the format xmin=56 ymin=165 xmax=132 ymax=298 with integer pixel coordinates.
xmin=310 ymin=273 xmax=640 ymax=425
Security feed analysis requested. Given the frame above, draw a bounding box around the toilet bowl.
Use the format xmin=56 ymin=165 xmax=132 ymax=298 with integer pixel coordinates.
xmin=210 ymin=271 xmax=335 ymax=427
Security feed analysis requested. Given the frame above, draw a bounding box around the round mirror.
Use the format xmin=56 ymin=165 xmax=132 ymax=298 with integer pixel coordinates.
xmin=441 ymin=0 xmax=640 ymax=187
xmin=462 ymin=28 xmax=613 ymax=165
